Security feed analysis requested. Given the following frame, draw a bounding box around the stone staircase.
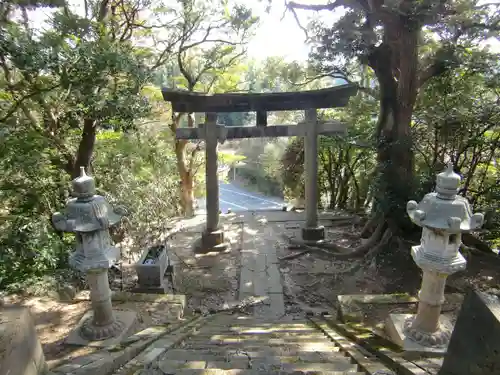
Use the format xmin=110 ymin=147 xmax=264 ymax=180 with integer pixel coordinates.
xmin=129 ymin=312 xmax=393 ymax=375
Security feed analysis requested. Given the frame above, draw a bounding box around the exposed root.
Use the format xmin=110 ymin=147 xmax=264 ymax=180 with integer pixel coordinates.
xmin=462 ymin=232 xmax=494 ymax=254
xmin=360 ymin=213 xmax=381 ymax=238
xmin=321 ymin=228 xmax=393 ymax=277
xmin=282 ymin=220 xmax=387 ymax=259
xmin=278 ymin=250 xmax=310 ymax=261
xmin=197 ymin=296 xmax=268 ymax=315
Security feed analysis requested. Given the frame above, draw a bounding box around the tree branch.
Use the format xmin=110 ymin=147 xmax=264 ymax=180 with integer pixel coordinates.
xmin=288 ymin=1 xmax=344 ymax=11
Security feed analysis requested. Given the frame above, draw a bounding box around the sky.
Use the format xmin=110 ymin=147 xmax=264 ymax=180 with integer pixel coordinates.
xmin=25 ymin=0 xmax=340 ymax=63
xmin=246 ymin=1 xmax=323 ymax=62
xmin=23 ymin=0 xmax=500 ymax=61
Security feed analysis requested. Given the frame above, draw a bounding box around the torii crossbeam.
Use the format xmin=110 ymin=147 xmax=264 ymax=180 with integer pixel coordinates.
xmin=162 ymin=84 xmax=358 ymax=253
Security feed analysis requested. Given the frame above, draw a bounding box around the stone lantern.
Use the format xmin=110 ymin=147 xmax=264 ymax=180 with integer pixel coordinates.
xmin=52 ymin=167 xmax=137 ymax=345
xmin=386 ymin=165 xmax=484 ymax=353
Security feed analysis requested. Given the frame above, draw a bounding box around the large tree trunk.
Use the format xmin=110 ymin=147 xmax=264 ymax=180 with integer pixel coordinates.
xmin=367 ymin=21 xmax=419 ymax=237
xmin=172 ymin=113 xmax=197 ymax=217
xmin=72 ymin=118 xmax=97 ymax=178
xmin=175 ymin=138 xmax=195 ymax=217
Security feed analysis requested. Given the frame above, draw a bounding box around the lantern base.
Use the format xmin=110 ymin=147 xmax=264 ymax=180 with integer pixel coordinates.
xmin=385 ymin=313 xmax=452 ymax=357
xmin=66 ymin=309 xmax=137 ymax=347
xmin=194 ymin=229 xmax=229 ymax=254
xmin=301 ymin=226 xmax=325 ymax=242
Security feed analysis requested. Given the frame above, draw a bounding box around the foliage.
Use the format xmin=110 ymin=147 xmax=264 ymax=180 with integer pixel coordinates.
xmin=3 ymin=0 xmax=500 ymax=291
xmin=0 ymin=2 xmax=153 ymax=178
xmin=150 ymin=0 xmax=258 ymax=216
xmin=93 ymin=128 xmax=181 ymax=248
xmin=413 ymin=48 xmax=500 ymax=245
xmin=287 ymin=0 xmax=500 ymax=236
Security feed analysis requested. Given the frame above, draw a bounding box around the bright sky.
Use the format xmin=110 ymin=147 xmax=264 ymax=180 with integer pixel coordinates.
xmin=246 ymin=1 xmax=310 ymax=61
xmin=26 ymin=0 xmax=339 ymax=63
xmin=246 ymin=0 xmax=345 ymax=62
xmin=23 ymin=0 xmax=500 ymax=61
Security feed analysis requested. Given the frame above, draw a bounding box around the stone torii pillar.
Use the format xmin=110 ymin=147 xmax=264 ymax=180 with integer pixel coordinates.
xmin=200 ymin=112 xmax=227 ymax=253
xmin=301 ymin=108 xmax=324 ymax=242
xmin=162 ymin=85 xmax=359 ymax=252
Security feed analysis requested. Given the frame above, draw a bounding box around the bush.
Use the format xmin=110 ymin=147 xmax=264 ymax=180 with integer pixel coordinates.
xmin=0 ymin=125 xmax=181 ymax=291
xmin=93 ymin=128 xmax=181 ymax=254
xmin=236 ymin=165 xmax=283 ymax=197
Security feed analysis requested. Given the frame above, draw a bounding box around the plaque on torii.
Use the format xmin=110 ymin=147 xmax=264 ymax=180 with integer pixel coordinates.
xmin=162 ymin=84 xmax=358 ymax=253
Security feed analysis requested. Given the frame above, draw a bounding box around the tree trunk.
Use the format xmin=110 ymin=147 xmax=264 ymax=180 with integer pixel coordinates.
xmin=175 ymin=139 xmax=195 ymax=217
xmin=172 ymin=113 xmax=196 ymax=217
xmin=72 ymin=118 xmax=97 ymax=178
xmin=368 ymin=24 xmax=418 ymax=237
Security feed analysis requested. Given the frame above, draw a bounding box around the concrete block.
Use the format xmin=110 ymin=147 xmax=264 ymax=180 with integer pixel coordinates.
xmin=134 ymin=244 xmax=169 ymax=288
xmin=439 ymin=291 xmax=500 ymax=375
xmin=0 ymin=306 xmax=47 ymax=375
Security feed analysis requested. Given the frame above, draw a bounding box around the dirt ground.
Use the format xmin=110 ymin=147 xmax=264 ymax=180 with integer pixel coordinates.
xmin=269 ymin=216 xmax=500 ymax=320
xmin=2 ymin=210 xmax=500 ymax=368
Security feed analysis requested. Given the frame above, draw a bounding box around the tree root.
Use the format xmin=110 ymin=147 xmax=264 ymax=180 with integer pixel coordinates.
xmin=360 ymin=213 xmax=381 ymax=238
xmin=282 ymin=220 xmax=387 ymax=259
xmin=278 ymin=250 xmax=310 ymax=261
xmin=462 ymin=232 xmax=494 ymax=254
xmin=196 ymin=296 xmax=268 ymax=315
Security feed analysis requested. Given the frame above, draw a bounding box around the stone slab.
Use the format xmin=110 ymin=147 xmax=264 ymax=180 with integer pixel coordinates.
xmin=266 ymin=266 xmax=283 ymax=294
xmin=238 ymin=259 xmax=255 ymax=299
xmin=385 ymin=313 xmax=451 ymax=357
xmin=338 ymin=293 xmax=463 ymax=323
xmin=66 ymin=309 xmax=137 ymax=347
xmin=0 ymin=306 xmax=47 ymax=375
xmin=439 ymin=291 xmax=500 ymax=375
xmin=253 ymin=293 xmax=285 ymax=319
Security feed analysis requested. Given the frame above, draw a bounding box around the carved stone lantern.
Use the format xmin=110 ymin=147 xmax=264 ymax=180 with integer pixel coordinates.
xmin=52 ymin=167 xmax=137 ymax=345
xmin=386 ymin=165 xmax=484 ymax=353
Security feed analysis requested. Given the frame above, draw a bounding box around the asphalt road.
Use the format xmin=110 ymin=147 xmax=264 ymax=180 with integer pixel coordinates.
xmin=196 ymin=181 xmax=286 ymax=213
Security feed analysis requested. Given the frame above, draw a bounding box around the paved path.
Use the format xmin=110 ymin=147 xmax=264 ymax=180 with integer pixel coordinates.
xmin=239 ymin=214 xmax=285 ymax=319
xmin=196 ymin=182 xmax=286 ymax=214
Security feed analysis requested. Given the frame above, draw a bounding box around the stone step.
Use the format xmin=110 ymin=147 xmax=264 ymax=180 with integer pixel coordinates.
xmin=153 ymin=370 xmax=364 ymax=375
xmin=185 ymin=337 xmax=333 ymax=346
xmin=161 ymin=349 xmax=345 ymax=363
xmin=158 ymin=360 xmax=359 ymax=374
xmin=206 ymin=320 xmax=313 ymax=328
xmin=200 ymin=326 xmax=320 ymax=335
xmin=178 ymin=342 xmax=339 ymax=351
xmin=192 ymin=332 xmax=327 ymax=340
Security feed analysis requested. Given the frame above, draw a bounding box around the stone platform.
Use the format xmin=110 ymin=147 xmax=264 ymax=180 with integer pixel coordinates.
xmin=385 ymin=313 xmax=453 ymax=356
xmin=66 ymin=309 xmax=138 ymax=347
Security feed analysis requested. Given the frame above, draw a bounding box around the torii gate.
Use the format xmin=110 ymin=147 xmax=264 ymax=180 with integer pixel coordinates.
xmin=162 ymin=84 xmax=358 ymax=253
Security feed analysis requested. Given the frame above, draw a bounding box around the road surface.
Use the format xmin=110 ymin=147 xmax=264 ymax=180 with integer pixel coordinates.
xmin=196 ymin=181 xmax=286 ymax=213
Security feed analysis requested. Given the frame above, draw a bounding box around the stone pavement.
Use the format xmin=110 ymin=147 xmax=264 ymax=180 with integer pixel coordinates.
xmin=238 ymin=213 xmax=285 ymax=319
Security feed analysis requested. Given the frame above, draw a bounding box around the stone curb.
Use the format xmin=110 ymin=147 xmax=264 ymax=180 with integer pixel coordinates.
xmin=323 ymin=317 xmax=430 ymax=375
xmin=74 ymin=291 xmax=186 ymax=307
xmin=50 ymin=314 xmax=202 ymax=375
xmin=308 ymin=316 xmax=396 ymax=375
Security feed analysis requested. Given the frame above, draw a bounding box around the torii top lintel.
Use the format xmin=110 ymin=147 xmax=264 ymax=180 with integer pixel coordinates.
xmin=161 ymin=84 xmax=358 ymax=113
